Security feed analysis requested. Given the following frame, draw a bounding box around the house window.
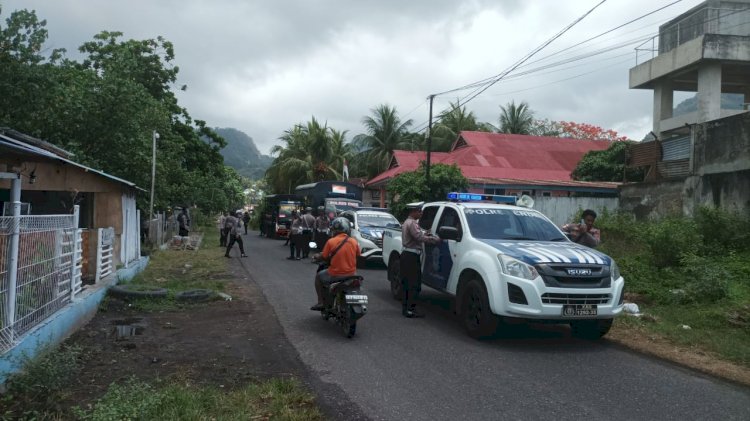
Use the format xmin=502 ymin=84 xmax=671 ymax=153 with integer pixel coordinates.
xmin=542 ymin=191 xmax=551 ymax=197
xmin=371 ymin=189 xmax=381 ymax=199
xmin=521 ymin=190 xmax=532 ymax=197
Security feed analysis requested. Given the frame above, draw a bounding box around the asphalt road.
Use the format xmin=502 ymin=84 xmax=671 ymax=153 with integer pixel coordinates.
xmin=236 ymin=232 xmax=750 ymax=421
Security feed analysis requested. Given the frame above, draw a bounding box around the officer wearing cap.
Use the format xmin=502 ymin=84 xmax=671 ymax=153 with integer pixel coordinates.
xmin=401 ymin=201 xmax=441 ymax=318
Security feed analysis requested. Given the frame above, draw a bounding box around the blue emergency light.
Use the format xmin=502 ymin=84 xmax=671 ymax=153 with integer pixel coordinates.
xmin=447 ymin=192 xmax=517 ymax=204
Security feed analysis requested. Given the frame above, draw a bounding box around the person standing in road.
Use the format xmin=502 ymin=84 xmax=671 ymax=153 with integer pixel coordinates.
xmin=401 ymin=202 xmax=440 ymax=318
xmin=314 ymin=206 xmax=331 ymax=251
xmin=225 ymin=211 xmax=247 ymax=258
xmin=287 ymin=211 xmax=302 ymax=260
xmin=243 ymin=211 xmax=251 ymax=235
xmin=300 ymin=207 xmax=316 ymax=258
xmin=218 ymin=212 xmax=228 ymax=247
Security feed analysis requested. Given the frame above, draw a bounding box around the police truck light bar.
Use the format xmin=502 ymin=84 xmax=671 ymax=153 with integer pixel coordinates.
xmin=447 ymin=192 xmax=517 ymax=204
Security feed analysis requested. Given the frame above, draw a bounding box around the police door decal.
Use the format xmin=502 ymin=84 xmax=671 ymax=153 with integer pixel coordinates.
xmin=422 ymin=242 xmax=452 ymax=290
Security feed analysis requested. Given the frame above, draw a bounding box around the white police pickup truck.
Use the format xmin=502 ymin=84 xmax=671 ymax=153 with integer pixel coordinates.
xmin=382 ymin=193 xmax=625 ymax=339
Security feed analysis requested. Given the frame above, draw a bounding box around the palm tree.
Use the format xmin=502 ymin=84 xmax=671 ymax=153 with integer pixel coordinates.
xmin=431 ymin=101 xmax=493 ymax=151
xmin=352 ymin=104 xmax=413 ymax=177
xmin=266 ymin=117 xmax=339 ymax=193
xmin=499 ymin=100 xmax=534 ymax=134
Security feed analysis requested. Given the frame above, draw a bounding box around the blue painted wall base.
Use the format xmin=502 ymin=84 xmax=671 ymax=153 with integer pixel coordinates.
xmin=0 ymin=256 xmax=149 ymax=386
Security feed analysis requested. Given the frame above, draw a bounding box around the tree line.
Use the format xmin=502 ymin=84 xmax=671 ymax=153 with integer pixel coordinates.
xmin=266 ymin=99 xmax=636 ymax=196
xmin=0 ymin=7 xmax=246 ymax=214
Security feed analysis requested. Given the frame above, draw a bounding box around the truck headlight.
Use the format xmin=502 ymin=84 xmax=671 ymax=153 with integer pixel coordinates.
xmin=611 ymin=260 xmax=621 ymax=281
xmin=498 ymin=254 xmax=539 ymax=280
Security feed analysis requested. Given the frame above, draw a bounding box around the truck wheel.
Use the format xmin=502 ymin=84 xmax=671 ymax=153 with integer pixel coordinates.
xmin=388 ymin=257 xmax=402 ymax=301
xmin=460 ymin=278 xmax=498 ymax=339
xmin=570 ymin=318 xmax=613 ymax=339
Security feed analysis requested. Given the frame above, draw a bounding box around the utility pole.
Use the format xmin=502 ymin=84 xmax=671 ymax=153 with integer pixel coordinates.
xmin=149 ymin=131 xmax=159 ymax=219
xmin=425 ymin=94 xmax=435 ymax=186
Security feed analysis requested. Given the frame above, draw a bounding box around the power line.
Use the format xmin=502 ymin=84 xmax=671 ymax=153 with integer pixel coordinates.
xmin=411 ymin=6 xmax=750 ymax=133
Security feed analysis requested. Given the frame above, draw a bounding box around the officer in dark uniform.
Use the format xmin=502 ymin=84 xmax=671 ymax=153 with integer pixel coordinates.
xmin=401 ymin=202 xmax=441 ymax=318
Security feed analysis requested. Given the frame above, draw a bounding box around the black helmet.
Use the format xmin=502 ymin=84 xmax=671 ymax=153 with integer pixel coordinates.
xmin=330 ymin=217 xmax=351 ymax=236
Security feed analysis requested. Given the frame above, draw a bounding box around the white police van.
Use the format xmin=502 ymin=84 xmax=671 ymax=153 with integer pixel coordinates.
xmin=381 ymin=193 xmax=625 ymax=339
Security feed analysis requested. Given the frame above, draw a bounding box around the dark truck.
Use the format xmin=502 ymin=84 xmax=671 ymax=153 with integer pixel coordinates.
xmin=294 ymin=181 xmax=363 ymax=218
xmin=260 ymin=194 xmax=303 ymax=239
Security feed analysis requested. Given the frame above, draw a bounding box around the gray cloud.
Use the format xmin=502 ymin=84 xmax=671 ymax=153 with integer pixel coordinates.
xmin=4 ymin=0 xmax=704 ymax=153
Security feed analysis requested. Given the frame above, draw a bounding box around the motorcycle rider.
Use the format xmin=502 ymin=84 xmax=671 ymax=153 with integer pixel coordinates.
xmin=310 ymin=217 xmax=360 ymax=311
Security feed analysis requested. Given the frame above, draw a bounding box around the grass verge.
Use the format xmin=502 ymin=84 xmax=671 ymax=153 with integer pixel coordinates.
xmin=109 ymin=234 xmax=231 ymax=311
xmin=73 ymin=377 xmax=323 ymax=421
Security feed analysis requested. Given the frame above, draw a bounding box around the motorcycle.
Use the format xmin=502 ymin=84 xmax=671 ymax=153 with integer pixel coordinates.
xmin=310 ymin=242 xmax=368 ymax=338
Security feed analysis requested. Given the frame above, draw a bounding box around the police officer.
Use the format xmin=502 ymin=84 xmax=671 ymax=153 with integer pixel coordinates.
xmin=314 ymin=205 xmax=331 ymax=251
xmin=401 ymin=202 xmax=440 ymax=318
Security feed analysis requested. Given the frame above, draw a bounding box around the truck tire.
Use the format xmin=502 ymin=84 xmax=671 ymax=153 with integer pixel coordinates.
xmin=570 ymin=318 xmax=613 ymax=339
xmin=387 ymin=256 xmax=402 ymax=301
xmin=460 ymin=278 xmax=498 ymax=339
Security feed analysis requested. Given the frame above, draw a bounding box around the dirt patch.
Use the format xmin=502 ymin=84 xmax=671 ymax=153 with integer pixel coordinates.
xmin=609 ymin=320 xmax=750 ymax=387
xmin=63 ymin=283 xmax=303 ymax=408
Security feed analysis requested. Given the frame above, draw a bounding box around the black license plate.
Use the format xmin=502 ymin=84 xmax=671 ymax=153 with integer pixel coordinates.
xmin=562 ymin=304 xmax=598 ymax=317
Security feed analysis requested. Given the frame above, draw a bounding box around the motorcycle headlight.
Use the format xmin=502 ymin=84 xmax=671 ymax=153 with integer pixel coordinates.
xmin=611 ymin=260 xmax=621 ymax=281
xmin=498 ymin=254 xmax=539 ymax=280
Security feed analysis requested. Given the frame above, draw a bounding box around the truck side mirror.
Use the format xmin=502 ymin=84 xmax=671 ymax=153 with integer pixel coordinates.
xmin=438 ymin=226 xmax=460 ymax=241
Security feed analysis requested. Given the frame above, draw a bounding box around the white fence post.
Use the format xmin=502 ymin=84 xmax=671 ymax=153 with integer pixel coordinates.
xmin=136 ymin=209 xmax=141 ymax=260
xmin=124 ymin=207 xmax=129 ymax=269
xmin=5 ymin=174 xmax=22 ymax=343
xmin=96 ymin=228 xmax=103 ymax=284
xmin=70 ymin=206 xmax=80 ymax=300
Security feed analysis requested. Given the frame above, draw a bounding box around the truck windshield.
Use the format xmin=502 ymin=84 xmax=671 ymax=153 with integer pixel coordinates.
xmin=278 ymin=204 xmax=298 ymax=218
xmin=463 ymin=208 xmax=567 ymax=241
xmin=357 ymin=213 xmax=399 ymax=228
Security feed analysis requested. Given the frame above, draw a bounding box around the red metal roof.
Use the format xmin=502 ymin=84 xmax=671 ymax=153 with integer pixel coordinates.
xmin=366 ymin=131 xmax=614 ymax=189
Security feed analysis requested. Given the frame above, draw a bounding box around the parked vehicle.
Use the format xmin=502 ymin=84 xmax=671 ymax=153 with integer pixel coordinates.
xmin=295 ymin=181 xmax=363 ymax=217
xmin=311 ymin=242 xmax=368 ymax=338
xmin=260 ymin=194 xmax=302 ymax=239
xmin=381 ymin=192 xmax=625 ymax=339
xmin=340 ymin=208 xmax=400 ymax=264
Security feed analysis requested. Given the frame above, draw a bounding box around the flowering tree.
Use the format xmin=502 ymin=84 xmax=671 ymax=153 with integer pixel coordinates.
xmin=556 ymin=121 xmax=629 ymax=142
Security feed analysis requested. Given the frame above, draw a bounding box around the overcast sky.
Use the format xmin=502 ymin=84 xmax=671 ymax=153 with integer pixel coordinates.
xmin=4 ymin=0 xmax=705 ymax=154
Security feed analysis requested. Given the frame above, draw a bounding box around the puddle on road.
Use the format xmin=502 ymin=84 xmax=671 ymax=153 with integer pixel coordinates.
xmin=111 ymin=318 xmax=146 ymax=339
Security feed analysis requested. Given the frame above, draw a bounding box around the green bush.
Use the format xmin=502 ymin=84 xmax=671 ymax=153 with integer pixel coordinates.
xmin=675 ymin=254 xmax=731 ymax=304
xmin=639 ymin=216 xmax=702 ymax=268
xmin=694 ymin=206 xmax=750 ymax=254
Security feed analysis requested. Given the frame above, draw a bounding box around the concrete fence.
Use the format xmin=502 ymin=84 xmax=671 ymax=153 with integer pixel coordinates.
xmin=532 ymin=197 xmax=620 ymax=226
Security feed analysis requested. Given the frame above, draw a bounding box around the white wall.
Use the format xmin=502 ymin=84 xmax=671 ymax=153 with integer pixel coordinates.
xmin=532 ymin=196 xmax=620 ymax=226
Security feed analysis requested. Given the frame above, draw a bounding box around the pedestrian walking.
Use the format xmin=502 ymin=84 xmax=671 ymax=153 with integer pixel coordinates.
xmin=225 ymin=211 xmax=247 ymax=258
xmin=400 ymin=202 xmax=440 ymax=318
xmin=177 ymin=207 xmax=190 ymax=237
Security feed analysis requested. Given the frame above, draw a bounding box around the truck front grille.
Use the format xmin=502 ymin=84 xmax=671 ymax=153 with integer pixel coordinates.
xmin=541 ymin=293 xmax=610 ymax=305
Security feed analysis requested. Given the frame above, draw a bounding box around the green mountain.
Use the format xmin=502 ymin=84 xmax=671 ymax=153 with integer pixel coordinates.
xmin=674 ymin=93 xmax=744 ymax=116
xmin=214 ymin=127 xmax=273 ymax=179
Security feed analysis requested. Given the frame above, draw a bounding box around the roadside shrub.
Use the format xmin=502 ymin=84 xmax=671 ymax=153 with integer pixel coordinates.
xmin=1 ymin=345 xmax=84 ymax=417
xmin=618 ymin=255 xmax=661 ymax=296
xmin=639 ymin=216 xmax=701 ymax=268
xmin=694 ymin=206 xmax=750 ymax=254
xmin=675 ymin=254 xmax=730 ymax=304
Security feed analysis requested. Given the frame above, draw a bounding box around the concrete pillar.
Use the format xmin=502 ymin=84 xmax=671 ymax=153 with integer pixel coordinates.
xmin=697 ymin=62 xmax=722 ymax=123
xmin=652 ymin=80 xmax=673 ymax=136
